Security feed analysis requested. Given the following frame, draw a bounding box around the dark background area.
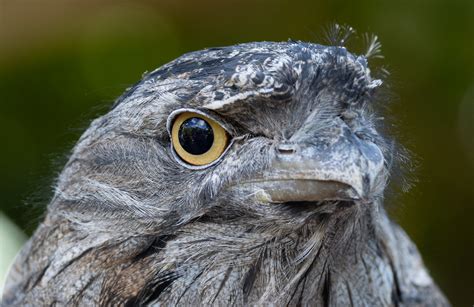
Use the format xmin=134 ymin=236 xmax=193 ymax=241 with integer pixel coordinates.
xmin=0 ymin=0 xmax=473 ymax=304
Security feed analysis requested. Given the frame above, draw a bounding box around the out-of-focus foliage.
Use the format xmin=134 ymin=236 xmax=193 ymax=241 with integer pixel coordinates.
xmin=0 ymin=213 xmax=26 ymax=295
xmin=0 ymin=0 xmax=472 ymax=304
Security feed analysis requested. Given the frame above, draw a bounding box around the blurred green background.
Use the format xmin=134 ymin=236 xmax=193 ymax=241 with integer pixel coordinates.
xmin=0 ymin=0 xmax=473 ymax=304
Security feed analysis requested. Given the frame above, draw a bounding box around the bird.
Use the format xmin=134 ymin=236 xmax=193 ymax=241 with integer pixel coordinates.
xmin=2 ymin=36 xmax=449 ymax=306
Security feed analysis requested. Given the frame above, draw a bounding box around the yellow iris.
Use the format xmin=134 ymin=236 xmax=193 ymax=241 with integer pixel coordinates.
xmin=171 ymin=112 xmax=229 ymax=166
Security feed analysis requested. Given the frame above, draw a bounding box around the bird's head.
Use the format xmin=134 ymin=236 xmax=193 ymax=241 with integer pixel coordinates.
xmin=26 ymin=40 xmax=404 ymax=304
xmin=56 ymin=41 xmax=390 ymax=234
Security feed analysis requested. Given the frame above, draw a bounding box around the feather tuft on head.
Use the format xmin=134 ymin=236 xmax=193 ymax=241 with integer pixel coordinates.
xmin=363 ymin=33 xmax=384 ymax=59
xmin=323 ymin=23 xmax=355 ymax=47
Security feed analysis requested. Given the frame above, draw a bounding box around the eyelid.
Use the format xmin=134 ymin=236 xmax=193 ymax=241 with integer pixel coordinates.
xmin=166 ymin=108 xmax=234 ymax=137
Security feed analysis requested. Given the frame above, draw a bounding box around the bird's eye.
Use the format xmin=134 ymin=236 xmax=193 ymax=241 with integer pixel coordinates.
xmin=171 ymin=112 xmax=229 ymax=166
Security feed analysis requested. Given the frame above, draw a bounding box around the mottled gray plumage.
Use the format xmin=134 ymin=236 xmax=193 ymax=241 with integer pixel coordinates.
xmin=2 ymin=39 xmax=449 ymax=306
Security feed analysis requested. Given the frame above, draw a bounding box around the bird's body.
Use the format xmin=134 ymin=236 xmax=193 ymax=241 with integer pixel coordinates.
xmin=2 ymin=41 xmax=448 ymax=306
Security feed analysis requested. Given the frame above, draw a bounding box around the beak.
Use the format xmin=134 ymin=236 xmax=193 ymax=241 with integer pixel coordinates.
xmin=239 ymin=123 xmax=385 ymax=204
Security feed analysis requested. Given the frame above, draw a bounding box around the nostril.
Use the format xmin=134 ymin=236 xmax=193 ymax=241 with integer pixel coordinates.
xmin=276 ymin=143 xmax=297 ymax=154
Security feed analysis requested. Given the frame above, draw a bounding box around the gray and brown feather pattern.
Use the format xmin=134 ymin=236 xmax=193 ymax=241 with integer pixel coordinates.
xmin=2 ymin=40 xmax=449 ymax=306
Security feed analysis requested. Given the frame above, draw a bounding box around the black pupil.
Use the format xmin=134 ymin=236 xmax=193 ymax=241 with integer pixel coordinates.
xmin=178 ymin=117 xmax=214 ymax=155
